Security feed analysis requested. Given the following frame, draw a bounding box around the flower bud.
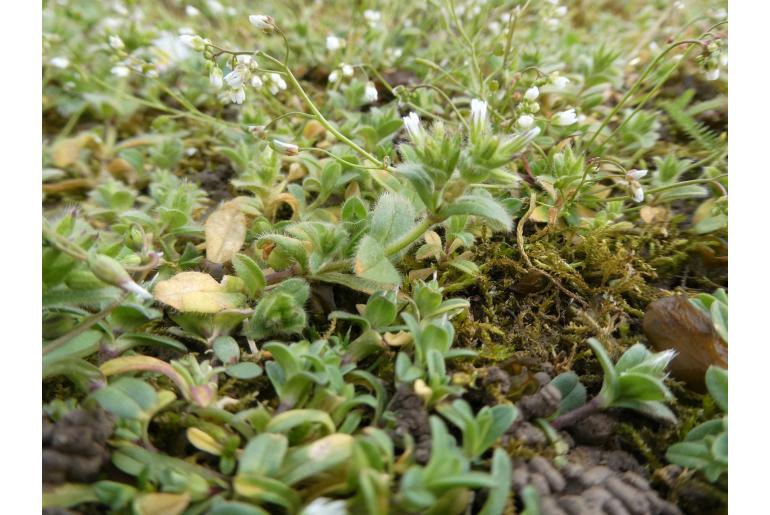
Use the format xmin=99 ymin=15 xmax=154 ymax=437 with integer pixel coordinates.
xmin=229 ymin=87 xmax=246 ymax=104
xmin=209 ymin=66 xmax=223 ymax=89
xmin=517 ymin=114 xmax=535 ymax=129
xmin=108 ymin=35 xmax=125 ymax=50
xmin=249 ymin=14 xmax=274 ymax=30
xmin=224 ymin=69 xmax=245 ymax=88
xmin=270 ymin=139 xmax=299 ymax=155
xmin=553 ymin=108 xmax=578 ymax=126
xmin=179 ymin=34 xmax=206 ymax=51
xmin=364 ymin=81 xmax=378 ymax=102
xmin=87 ymin=253 xmax=152 ymax=299
xmin=524 ymin=86 xmax=540 ymax=101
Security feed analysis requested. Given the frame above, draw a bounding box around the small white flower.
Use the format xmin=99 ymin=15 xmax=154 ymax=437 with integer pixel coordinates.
xmin=631 ymin=183 xmax=645 ymax=203
xmin=251 ymin=75 xmax=264 ymax=88
xmin=111 ymin=65 xmax=130 ymax=77
xmin=179 ymin=26 xmax=196 ymax=35
xmin=224 ymin=70 xmax=245 ymax=88
xmin=206 ymin=0 xmax=224 ymax=14
xmin=300 ymin=497 xmax=348 ymax=515
xmin=402 ymin=112 xmax=424 ymax=141
xmin=267 ymin=72 xmax=287 ymax=94
xmin=209 ymin=67 xmax=223 ymax=89
xmin=272 ymin=139 xmax=299 ymax=155
xmin=229 ymin=87 xmax=246 ymax=104
xmin=470 ymin=98 xmax=488 ymax=128
xmin=524 ymin=86 xmax=540 ymax=101
xmin=364 ymin=81 xmax=378 ymax=102
xmin=363 ymin=9 xmax=381 ymax=27
xmin=546 ymin=17 xmax=560 ymax=29
xmin=517 ymin=114 xmax=535 ymax=129
xmin=179 ymin=34 xmax=206 ymax=51
xmin=185 ymin=5 xmax=200 ymax=17
xmin=553 ymin=108 xmax=578 ymax=126
xmin=249 ymin=14 xmax=274 ymax=30
xmin=236 ymin=55 xmax=254 ymax=66
xmin=328 ymin=70 xmax=340 ymax=83
xmin=49 ymin=56 xmax=70 ymax=69
xmin=626 ymin=169 xmax=648 ymax=181
xmin=185 ymin=147 xmax=198 ymax=156
xmin=705 ymin=68 xmax=720 ymax=81
xmin=326 ymin=35 xmax=344 ymax=52
xmin=387 ymin=47 xmax=403 ymax=60
xmin=109 ymin=35 xmax=125 ymax=50
xmin=552 ymin=76 xmax=569 ymax=90
xmin=341 ymin=63 xmax=354 ymax=77
xmin=555 ymin=5 xmax=568 ymax=16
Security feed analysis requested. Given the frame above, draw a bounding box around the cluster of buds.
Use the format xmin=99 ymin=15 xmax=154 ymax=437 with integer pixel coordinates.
xmin=107 ymin=33 xmax=165 ymax=78
xmin=696 ymin=37 xmax=726 ymax=81
xmin=544 ymin=0 xmax=569 ymax=30
xmin=514 ymin=71 xmax=571 ymax=129
xmin=328 ymin=63 xmax=355 ymax=83
xmin=180 ymin=14 xmax=287 ymax=104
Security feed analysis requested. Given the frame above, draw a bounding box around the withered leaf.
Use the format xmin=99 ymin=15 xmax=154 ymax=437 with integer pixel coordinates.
xmin=153 ymin=272 xmax=243 ymax=313
xmin=205 ymin=200 xmax=247 ymax=264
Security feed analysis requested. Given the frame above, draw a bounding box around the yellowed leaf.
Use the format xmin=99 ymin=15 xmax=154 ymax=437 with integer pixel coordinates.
xmin=205 ymin=200 xmax=247 ymax=264
xmin=186 ymin=427 xmax=223 ymax=455
xmin=640 ymin=205 xmax=668 ymax=224
xmin=287 ymin=162 xmax=306 ymax=181
xmin=423 ymin=230 xmax=442 ymax=247
xmin=133 ymin=492 xmax=189 ymax=515
xmin=383 ymin=331 xmax=412 ymax=347
xmin=51 ymin=134 xmax=96 ymax=168
xmin=303 ymin=119 xmax=326 ymax=140
xmin=408 ymin=267 xmax=435 ymax=282
xmin=153 ymin=272 xmax=242 ymax=313
xmin=267 ymin=193 xmax=300 ymax=219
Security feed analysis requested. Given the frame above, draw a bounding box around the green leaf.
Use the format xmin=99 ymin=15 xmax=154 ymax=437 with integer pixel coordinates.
xmin=43 ymin=329 xmax=103 ymax=368
xmin=209 ymin=500 xmax=270 ymax=515
xmin=226 ymin=362 xmax=263 ymax=380
xmin=365 ymin=291 xmax=398 ymax=328
xmin=354 ymin=235 xmax=401 ymax=285
xmin=90 ymin=377 xmax=158 ymax=420
xmin=239 ymin=433 xmax=288 ymax=476
xmin=705 ymin=366 xmax=728 ymax=412
xmin=342 ymin=196 xmax=368 ymax=222
xmin=550 ymin=372 xmax=587 ymax=416
xmin=213 ymin=336 xmax=240 ymax=365
xmin=587 ymin=338 xmax=618 ymax=403
xmin=479 ymin=449 xmax=512 ymax=515
xmin=369 ymin=192 xmax=417 ymax=247
xmin=266 ymin=409 xmax=335 ymax=435
xmin=438 ymin=194 xmax=513 ymax=231
xmin=686 ymin=419 xmax=725 ymax=442
xmin=232 ymin=254 xmax=266 ymax=298
xmin=616 ymin=372 xmax=671 ymax=402
xmin=710 ymin=301 xmax=728 ymax=343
